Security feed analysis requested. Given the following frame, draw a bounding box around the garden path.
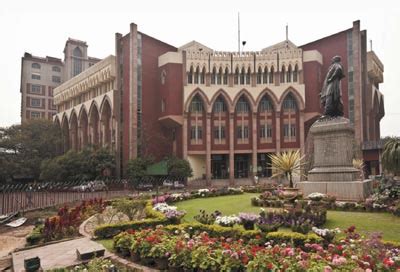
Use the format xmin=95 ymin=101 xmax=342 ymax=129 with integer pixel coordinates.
xmin=12 ymin=237 xmax=110 ymax=271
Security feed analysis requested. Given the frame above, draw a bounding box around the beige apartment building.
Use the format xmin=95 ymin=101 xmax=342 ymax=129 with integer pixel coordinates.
xmin=20 ymin=38 xmax=100 ymax=123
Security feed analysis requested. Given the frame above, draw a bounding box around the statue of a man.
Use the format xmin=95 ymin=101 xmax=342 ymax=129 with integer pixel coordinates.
xmin=320 ymin=56 xmax=345 ymax=117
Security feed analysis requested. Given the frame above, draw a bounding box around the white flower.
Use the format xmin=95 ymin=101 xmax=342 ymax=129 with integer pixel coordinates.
xmin=215 ymin=215 xmax=240 ymax=226
xmin=307 ymin=192 xmax=326 ymax=200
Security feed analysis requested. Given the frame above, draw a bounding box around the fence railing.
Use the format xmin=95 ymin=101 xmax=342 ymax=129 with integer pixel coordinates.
xmin=0 ymin=190 xmax=129 ymax=215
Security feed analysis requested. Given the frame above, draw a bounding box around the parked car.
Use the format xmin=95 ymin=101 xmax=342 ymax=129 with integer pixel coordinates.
xmin=72 ymin=180 xmax=107 ymax=192
xmin=173 ymin=181 xmax=185 ymax=189
xmin=137 ymin=183 xmax=153 ymax=191
xmin=162 ymin=180 xmax=184 ymax=189
xmin=90 ymin=180 xmax=107 ymax=191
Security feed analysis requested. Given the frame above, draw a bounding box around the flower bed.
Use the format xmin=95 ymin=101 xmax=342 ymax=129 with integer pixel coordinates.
xmin=113 ymin=225 xmax=400 ymax=271
xmin=94 ymin=200 xmax=170 ymax=239
xmin=252 ymin=189 xmax=400 ymax=216
xmin=152 ymin=186 xmax=245 ymax=204
xmin=27 ymin=198 xmax=105 ymax=245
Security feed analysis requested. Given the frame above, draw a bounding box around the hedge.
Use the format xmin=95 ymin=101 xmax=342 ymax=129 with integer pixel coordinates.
xmin=164 ymin=222 xmax=323 ymax=246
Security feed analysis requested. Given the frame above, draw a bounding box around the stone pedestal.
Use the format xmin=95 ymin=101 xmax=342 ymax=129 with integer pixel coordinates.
xmin=298 ymin=117 xmax=372 ymax=201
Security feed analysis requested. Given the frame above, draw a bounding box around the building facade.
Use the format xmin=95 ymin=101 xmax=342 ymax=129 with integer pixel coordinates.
xmin=20 ymin=38 xmax=100 ymax=123
xmin=54 ymin=20 xmax=384 ymax=182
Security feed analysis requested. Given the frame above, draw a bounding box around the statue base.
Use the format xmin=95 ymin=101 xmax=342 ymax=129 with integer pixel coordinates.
xmin=298 ymin=180 xmax=373 ymax=201
xmin=298 ymin=117 xmax=372 ymax=201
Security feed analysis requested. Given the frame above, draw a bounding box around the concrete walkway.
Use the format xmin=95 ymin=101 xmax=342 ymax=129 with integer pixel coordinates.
xmin=12 ymin=237 xmax=109 ymax=271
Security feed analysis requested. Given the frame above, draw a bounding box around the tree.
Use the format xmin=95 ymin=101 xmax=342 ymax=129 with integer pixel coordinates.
xmin=382 ymin=137 xmax=400 ymax=176
xmin=126 ymin=157 xmax=153 ymax=186
xmin=166 ymin=156 xmax=193 ymax=180
xmin=268 ymin=150 xmax=306 ymax=188
xmin=0 ymin=119 xmax=62 ymax=182
xmin=40 ymin=146 xmax=115 ymax=182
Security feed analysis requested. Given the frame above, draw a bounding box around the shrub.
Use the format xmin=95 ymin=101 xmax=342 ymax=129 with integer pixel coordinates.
xmin=94 ymin=217 xmax=168 ymax=239
xmin=193 ymin=209 xmax=221 ymax=225
xmin=265 ymin=231 xmax=322 ymax=247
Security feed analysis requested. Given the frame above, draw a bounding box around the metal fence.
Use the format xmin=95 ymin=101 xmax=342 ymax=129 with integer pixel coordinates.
xmin=0 ymin=177 xmax=187 ymax=215
xmin=0 ymin=190 xmax=130 ymax=215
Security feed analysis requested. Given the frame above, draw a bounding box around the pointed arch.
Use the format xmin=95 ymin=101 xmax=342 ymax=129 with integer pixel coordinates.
xmin=187 ymin=65 xmax=194 ymax=84
xmin=234 ymin=66 xmax=240 ymax=85
xmin=293 ymin=64 xmax=299 ymax=82
xmin=211 ymin=66 xmax=217 ymax=84
xmin=88 ymin=101 xmax=100 ymax=146
xmin=88 ymin=101 xmax=100 ymax=121
xmin=209 ymin=89 xmax=233 ymax=113
xmin=100 ymin=97 xmax=112 ymax=147
xmin=194 ymin=66 xmax=200 ymax=84
xmin=240 ymin=67 xmax=246 ymax=85
xmin=233 ymin=89 xmax=256 ymax=113
xmin=256 ymin=66 xmax=263 ymax=84
xmin=287 ymin=64 xmax=293 ymax=83
xmin=78 ymin=106 xmax=89 ymax=150
xmin=217 ymin=67 xmax=223 ymax=85
xmin=184 ymin=88 xmax=209 ymax=113
xmin=269 ymin=66 xmax=275 ymax=83
xmin=246 ymin=67 xmax=251 ymax=85
xmin=278 ymin=87 xmax=305 ymax=111
xmin=223 ymin=67 xmax=229 ymax=85
xmin=61 ymin=114 xmax=70 ymax=152
xmin=99 ymin=95 xmax=113 ymax=120
xmin=255 ymin=88 xmax=279 ymax=110
xmin=280 ymin=65 xmax=286 ymax=83
xmin=200 ymin=66 xmax=206 ymax=84
xmin=69 ymin=111 xmax=79 ymax=151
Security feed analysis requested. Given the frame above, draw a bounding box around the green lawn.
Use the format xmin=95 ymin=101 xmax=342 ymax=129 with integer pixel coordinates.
xmin=175 ymin=193 xmax=400 ymax=242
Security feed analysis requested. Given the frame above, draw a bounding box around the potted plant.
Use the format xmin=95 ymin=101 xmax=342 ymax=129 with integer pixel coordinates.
xmin=238 ymin=212 xmax=259 ymax=230
xmin=215 ymin=215 xmax=240 ymax=227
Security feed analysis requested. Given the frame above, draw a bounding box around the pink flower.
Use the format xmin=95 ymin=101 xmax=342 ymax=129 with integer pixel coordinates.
xmin=323 ymin=266 xmax=333 ymax=272
xmin=332 ymin=255 xmax=347 ymax=266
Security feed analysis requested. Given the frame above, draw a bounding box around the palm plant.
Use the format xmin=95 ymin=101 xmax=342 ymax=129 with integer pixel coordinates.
xmin=382 ymin=137 xmax=400 ymax=175
xmin=268 ymin=150 xmax=306 ymax=188
xmin=352 ymin=158 xmax=366 ymax=179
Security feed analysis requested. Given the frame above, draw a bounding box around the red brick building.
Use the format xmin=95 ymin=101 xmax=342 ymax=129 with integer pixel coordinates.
xmin=55 ymin=20 xmax=384 ymax=182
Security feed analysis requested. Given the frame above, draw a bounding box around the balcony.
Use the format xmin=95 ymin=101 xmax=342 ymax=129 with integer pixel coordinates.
xmin=362 ymin=140 xmax=384 ymax=151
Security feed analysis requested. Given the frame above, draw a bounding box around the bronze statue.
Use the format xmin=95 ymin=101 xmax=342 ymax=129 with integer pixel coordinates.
xmin=320 ymin=56 xmax=345 ymax=117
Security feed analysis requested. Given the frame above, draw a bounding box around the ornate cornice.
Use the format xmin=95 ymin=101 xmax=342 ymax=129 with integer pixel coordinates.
xmin=54 ymin=55 xmax=116 ymax=105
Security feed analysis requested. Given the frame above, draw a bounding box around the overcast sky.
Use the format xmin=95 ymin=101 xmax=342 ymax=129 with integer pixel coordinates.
xmin=1 ymin=0 xmax=399 ymax=136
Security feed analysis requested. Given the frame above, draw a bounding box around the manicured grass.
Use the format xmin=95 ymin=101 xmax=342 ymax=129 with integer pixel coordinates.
xmin=175 ymin=193 xmax=400 ymax=242
xmin=326 ymin=211 xmax=400 ymax=242
xmin=176 ymin=193 xmax=261 ymax=221
xmin=96 ymin=239 xmax=114 ymax=252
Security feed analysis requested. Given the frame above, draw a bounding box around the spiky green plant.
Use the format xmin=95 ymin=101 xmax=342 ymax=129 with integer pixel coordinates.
xmin=268 ymin=150 xmax=306 ymax=188
xmin=382 ymin=137 xmax=400 ymax=175
xmin=353 ymin=158 xmax=366 ymax=179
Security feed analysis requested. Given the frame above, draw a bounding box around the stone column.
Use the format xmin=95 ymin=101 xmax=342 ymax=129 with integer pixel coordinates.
xmin=206 ymin=113 xmax=212 ymax=184
xmin=252 ymin=112 xmax=258 ymax=181
xmin=299 ymin=111 xmax=305 ymax=155
xmin=229 ymin=112 xmax=235 ymax=185
xmin=183 ymin=113 xmax=188 ymax=159
xmin=275 ymin=111 xmax=281 ymax=152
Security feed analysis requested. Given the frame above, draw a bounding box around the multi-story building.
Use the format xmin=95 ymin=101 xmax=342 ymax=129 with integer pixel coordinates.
xmin=55 ymin=20 xmax=384 ymax=182
xmin=20 ymin=38 xmax=100 ymax=123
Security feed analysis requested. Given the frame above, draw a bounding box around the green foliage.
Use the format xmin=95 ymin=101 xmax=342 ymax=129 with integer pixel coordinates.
xmin=266 ymin=231 xmax=323 ymax=247
xmin=268 ymin=150 xmax=306 ymax=188
xmin=40 ymin=146 xmax=115 ymax=182
xmin=94 ymin=201 xmax=167 ymax=238
xmin=166 ymin=156 xmax=193 ymax=179
xmin=126 ymin=156 xmax=153 ymax=185
xmin=94 ymin=217 xmax=168 ymax=239
xmin=0 ymin=119 xmax=62 ymax=181
xmin=26 ymin=225 xmax=44 ymax=246
xmin=113 ymin=199 xmax=146 ymax=220
xmin=382 ymin=137 xmax=400 ymax=175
